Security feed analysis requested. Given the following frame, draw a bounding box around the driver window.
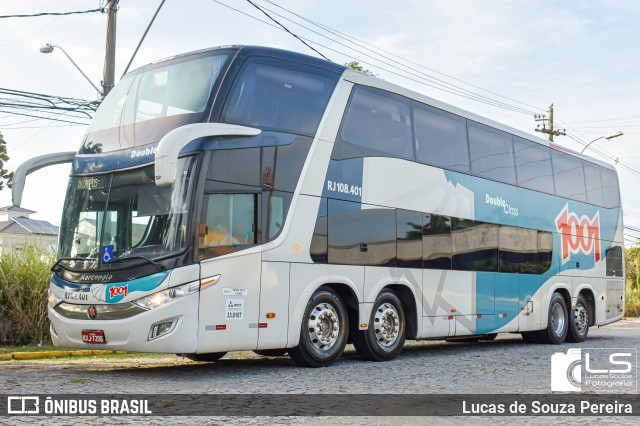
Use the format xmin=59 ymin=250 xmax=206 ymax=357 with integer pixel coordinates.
xmin=201 ymin=194 xmax=256 ymax=249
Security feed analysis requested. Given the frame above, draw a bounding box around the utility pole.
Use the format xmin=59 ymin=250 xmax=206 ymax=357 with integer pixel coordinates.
xmin=102 ymin=0 xmax=118 ymax=98
xmin=534 ymin=103 xmax=566 ymax=141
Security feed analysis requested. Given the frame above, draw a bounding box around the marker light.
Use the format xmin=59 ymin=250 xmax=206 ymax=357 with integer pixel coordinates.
xmin=48 ymin=289 xmax=60 ymax=307
xmin=132 ymin=281 xmax=199 ymax=310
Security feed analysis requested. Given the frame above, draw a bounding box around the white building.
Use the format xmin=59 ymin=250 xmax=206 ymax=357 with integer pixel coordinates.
xmin=0 ymin=205 xmax=59 ymax=254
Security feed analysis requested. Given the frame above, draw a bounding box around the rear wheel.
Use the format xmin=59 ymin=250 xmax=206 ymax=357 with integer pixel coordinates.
xmin=253 ymin=349 xmax=287 ymax=357
xmin=536 ymin=292 xmax=569 ymax=344
xmin=288 ymin=287 xmax=348 ymax=368
xmin=184 ymin=352 xmax=226 ymax=362
xmin=566 ymin=294 xmax=590 ymax=343
xmin=353 ymin=290 xmax=406 ymax=361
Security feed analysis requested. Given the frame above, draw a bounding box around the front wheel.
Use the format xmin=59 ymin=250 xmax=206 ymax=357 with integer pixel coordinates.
xmin=566 ymin=294 xmax=590 ymax=343
xmin=353 ymin=290 xmax=406 ymax=361
xmin=536 ymin=292 xmax=569 ymax=344
xmin=288 ymin=287 xmax=349 ymax=368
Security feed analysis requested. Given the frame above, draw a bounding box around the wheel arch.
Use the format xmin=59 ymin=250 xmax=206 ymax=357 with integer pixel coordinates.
xmin=384 ymin=284 xmax=419 ymax=340
xmin=578 ymin=287 xmax=596 ymax=327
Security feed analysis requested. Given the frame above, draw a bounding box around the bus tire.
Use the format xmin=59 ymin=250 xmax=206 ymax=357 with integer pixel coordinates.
xmin=184 ymin=352 xmax=226 ymax=362
xmin=353 ymin=290 xmax=406 ymax=362
xmin=288 ymin=287 xmax=348 ymax=368
xmin=253 ymin=349 xmax=287 ymax=357
xmin=536 ymin=292 xmax=569 ymax=344
xmin=566 ymin=294 xmax=589 ymax=343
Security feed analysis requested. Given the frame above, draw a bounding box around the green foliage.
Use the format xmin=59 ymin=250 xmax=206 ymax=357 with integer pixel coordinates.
xmin=0 ymin=245 xmax=55 ymax=344
xmin=625 ymin=246 xmax=640 ymax=316
xmin=0 ymin=132 xmax=14 ymax=190
xmin=344 ymin=60 xmax=377 ymax=77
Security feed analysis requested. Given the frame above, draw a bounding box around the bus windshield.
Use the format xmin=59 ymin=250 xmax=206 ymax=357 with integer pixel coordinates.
xmin=57 ymin=157 xmax=196 ymax=270
xmin=82 ymin=52 xmax=229 ymax=152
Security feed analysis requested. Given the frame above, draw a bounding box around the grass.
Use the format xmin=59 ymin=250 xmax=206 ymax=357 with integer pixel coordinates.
xmin=626 ymin=283 xmax=640 ymax=317
xmin=0 ymin=245 xmax=55 ymax=344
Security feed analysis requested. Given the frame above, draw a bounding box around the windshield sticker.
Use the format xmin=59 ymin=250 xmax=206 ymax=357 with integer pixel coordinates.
xmin=101 ymin=245 xmax=115 ymax=263
xmin=225 ymin=299 xmax=244 ymax=320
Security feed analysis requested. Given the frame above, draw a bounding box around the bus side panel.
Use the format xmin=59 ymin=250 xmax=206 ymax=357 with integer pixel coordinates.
xmin=257 ymin=261 xmax=290 ymax=350
xmin=288 ymin=263 xmax=363 ymax=348
xmin=421 ymin=316 xmax=452 ymax=338
xmin=518 ymin=274 xmax=542 ymax=332
xmin=197 ymin=252 xmax=262 ymax=353
xmin=494 ymin=274 xmax=519 ymax=332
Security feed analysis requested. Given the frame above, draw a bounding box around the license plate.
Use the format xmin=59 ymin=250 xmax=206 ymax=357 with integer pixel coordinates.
xmin=81 ymin=329 xmax=106 ymax=344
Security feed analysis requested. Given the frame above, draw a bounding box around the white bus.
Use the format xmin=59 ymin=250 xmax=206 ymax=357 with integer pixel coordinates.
xmin=15 ymin=46 xmax=624 ymax=367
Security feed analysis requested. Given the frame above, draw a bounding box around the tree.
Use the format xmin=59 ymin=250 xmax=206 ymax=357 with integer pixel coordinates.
xmin=0 ymin=132 xmax=13 ymax=190
xmin=344 ymin=60 xmax=377 ymax=77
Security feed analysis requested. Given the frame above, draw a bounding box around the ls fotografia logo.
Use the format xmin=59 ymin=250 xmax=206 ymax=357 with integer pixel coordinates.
xmin=551 ymin=348 xmax=637 ymax=392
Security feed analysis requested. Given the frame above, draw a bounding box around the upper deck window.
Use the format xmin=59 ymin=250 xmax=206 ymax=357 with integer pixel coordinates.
xmin=222 ymin=57 xmax=339 ymax=136
xmin=333 ymin=86 xmax=413 ymax=161
xmin=88 ymin=53 xmax=229 ymax=136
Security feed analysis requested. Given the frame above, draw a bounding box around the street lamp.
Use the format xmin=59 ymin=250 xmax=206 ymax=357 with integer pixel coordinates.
xmin=580 ymin=131 xmax=624 ymax=154
xmin=39 ymin=43 xmax=103 ymax=97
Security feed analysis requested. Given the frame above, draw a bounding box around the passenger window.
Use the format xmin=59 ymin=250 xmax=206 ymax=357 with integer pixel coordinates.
xmin=584 ymin=161 xmax=605 ymax=206
xmin=468 ymin=122 xmax=516 ymax=185
xmin=451 ymin=219 xmax=498 ymax=272
xmin=333 ymin=86 xmax=413 ymax=161
xmin=423 ymin=213 xmax=452 ymax=270
xmin=606 ymin=245 xmax=623 ymax=277
xmin=601 ymin=168 xmax=620 ymax=208
xmin=200 ymin=194 xmax=256 ymax=248
xmin=262 ymin=190 xmax=293 ymax=242
xmin=222 ymin=57 xmax=339 ymax=136
xmin=514 ymin=137 xmax=555 ymax=194
xmin=413 ymin=103 xmax=470 ymax=173
xmin=552 ymin=151 xmax=587 ymax=202
xmin=310 ymin=198 xmax=328 ymax=263
xmin=209 ymin=148 xmax=261 ymax=187
xmin=499 ymin=226 xmax=538 ymax=273
xmin=396 ymin=209 xmax=423 ymax=268
xmin=538 ymin=231 xmax=553 ymax=274
xmin=327 ymin=200 xmax=396 ymax=266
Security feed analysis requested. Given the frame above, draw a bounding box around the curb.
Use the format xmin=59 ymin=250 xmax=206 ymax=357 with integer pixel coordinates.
xmin=0 ymin=350 xmax=127 ymax=361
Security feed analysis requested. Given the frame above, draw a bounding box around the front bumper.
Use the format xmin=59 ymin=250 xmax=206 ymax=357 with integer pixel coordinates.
xmin=48 ymin=292 xmax=199 ymax=353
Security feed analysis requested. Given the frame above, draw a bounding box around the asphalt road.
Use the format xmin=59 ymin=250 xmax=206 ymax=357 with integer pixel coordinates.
xmin=2 ymin=318 xmax=639 ymax=424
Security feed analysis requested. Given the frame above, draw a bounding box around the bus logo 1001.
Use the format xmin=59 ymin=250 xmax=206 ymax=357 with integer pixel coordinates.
xmin=555 ymin=204 xmax=601 ymax=265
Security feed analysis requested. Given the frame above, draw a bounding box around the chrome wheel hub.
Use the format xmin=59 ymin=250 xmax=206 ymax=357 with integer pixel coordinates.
xmin=374 ymin=302 xmax=400 ymax=347
xmin=551 ymin=302 xmax=566 ymax=336
xmin=573 ymin=303 xmax=588 ymax=335
xmin=308 ymin=303 xmax=339 ymax=351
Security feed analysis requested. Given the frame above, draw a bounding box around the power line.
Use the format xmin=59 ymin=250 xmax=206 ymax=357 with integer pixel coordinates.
xmin=211 ymin=0 xmax=539 ymax=116
xmin=564 ymin=115 xmax=640 ymax=125
xmin=243 ymin=0 xmax=330 ymax=61
xmin=0 ymin=8 xmax=103 ymax=19
xmin=251 ymin=0 xmax=539 ymax=115
xmin=260 ymin=0 xmax=546 ymax=114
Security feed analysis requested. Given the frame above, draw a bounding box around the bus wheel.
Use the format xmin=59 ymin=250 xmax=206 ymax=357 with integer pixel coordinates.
xmin=353 ymin=290 xmax=406 ymax=361
xmin=537 ymin=292 xmax=569 ymax=344
xmin=566 ymin=294 xmax=589 ymax=343
xmin=184 ymin=352 xmax=226 ymax=362
xmin=253 ymin=349 xmax=287 ymax=357
xmin=289 ymin=287 xmax=348 ymax=368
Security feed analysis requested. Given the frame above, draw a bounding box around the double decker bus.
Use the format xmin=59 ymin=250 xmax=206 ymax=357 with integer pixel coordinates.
xmin=14 ymin=45 xmax=624 ymax=367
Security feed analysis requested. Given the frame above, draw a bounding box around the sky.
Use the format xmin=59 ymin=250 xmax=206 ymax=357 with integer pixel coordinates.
xmin=1 ymin=0 xmax=640 ymax=244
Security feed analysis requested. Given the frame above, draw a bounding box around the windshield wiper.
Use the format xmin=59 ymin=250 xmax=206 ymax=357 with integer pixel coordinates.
xmin=107 ymin=255 xmax=166 ymax=272
xmin=51 ymin=257 xmax=98 ymax=272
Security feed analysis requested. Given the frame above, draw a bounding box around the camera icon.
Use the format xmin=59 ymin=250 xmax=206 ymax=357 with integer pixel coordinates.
xmin=551 ymin=348 xmax=582 ymax=392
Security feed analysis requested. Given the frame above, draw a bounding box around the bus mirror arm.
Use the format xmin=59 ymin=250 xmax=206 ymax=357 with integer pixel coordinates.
xmin=12 ymin=151 xmax=76 ymax=208
xmin=154 ymin=123 xmax=261 ymax=187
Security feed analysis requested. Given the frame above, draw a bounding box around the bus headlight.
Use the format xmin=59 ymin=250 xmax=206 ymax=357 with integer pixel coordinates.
xmin=132 ymin=281 xmax=199 ymax=310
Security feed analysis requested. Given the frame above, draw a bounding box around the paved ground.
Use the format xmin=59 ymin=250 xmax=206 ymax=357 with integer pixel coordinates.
xmin=2 ymin=318 xmax=639 ymax=424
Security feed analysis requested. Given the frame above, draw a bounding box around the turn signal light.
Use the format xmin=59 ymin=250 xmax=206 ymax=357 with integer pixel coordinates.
xmin=266 ymin=312 xmax=276 ymax=319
